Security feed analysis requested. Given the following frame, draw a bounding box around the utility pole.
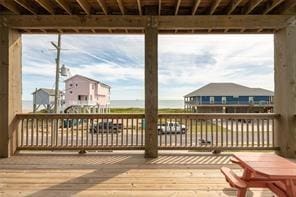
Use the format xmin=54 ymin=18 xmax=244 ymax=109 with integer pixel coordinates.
xmin=52 ymin=34 xmax=61 ymax=113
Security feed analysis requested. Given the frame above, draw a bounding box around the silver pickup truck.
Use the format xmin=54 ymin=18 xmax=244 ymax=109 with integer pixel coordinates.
xmin=157 ymin=122 xmax=186 ymax=134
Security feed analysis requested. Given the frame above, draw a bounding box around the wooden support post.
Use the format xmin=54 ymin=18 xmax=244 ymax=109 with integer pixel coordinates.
xmin=145 ymin=15 xmax=158 ymax=158
xmin=0 ymin=25 xmax=22 ymax=158
xmin=274 ymin=24 xmax=296 ymax=158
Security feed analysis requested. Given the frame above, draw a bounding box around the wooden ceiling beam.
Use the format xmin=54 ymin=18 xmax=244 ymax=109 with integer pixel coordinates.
xmin=278 ymin=0 xmax=296 ymax=14
xmin=14 ymin=0 xmax=37 ymax=15
xmin=244 ymin=0 xmax=265 ymax=14
xmin=96 ymin=0 xmax=108 ymax=15
xmin=192 ymin=0 xmax=201 ymax=15
xmin=159 ymin=0 xmax=161 ymax=15
xmin=76 ymin=0 xmax=91 ymax=15
xmin=116 ymin=0 xmax=125 ymax=15
xmin=136 ymin=0 xmax=142 ymax=15
xmin=55 ymin=0 xmax=72 ymax=15
xmin=0 ymin=0 xmax=21 ymax=14
xmin=209 ymin=0 xmax=222 ymax=15
xmin=175 ymin=0 xmax=182 ymax=15
xmin=226 ymin=0 xmax=243 ymax=15
xmin=35 ymin=0 xmax=55 ymax=15
xmin=2 ymin=15 xmax=292 ymax=30
xmin=263 ymin=0 xmax=285 ymax=14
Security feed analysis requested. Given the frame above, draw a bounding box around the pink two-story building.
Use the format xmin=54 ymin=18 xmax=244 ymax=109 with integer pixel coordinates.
xmin=64 ymin=75 xmax=111 ymax=108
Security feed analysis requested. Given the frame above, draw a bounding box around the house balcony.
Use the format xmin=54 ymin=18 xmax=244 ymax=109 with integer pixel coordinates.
xmin=185 ymin=100 xmax=273 ymax=107
xmin=1 ymin=112 xmax=284 ymax=196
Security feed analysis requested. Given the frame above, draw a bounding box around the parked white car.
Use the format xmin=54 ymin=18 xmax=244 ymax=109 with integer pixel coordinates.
xmin=157 ymin=122 xmax=186 ymax=134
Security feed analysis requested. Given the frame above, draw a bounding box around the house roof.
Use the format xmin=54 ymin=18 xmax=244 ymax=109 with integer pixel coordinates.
xmin=185 ymin=83 xmax=274 ymax=97
xmin=64 ymin=75 xmax=111 ymax=88
xmin=32 ymin=88 xmax=57 ymax=96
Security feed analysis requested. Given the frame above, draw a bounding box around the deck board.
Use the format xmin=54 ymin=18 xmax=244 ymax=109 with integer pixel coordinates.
xmin=0 ymin=152 xmax=276 ymax=196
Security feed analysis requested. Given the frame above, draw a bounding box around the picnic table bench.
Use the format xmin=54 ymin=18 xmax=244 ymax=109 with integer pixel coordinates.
xmin=221 ymin=154 xmax=296 ymax=197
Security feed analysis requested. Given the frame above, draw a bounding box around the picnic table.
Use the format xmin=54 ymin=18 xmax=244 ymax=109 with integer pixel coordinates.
xmin=220 ymin=153 xmax=296 ymax=197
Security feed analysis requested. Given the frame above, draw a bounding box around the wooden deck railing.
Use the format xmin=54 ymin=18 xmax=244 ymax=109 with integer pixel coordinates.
xmin=15 ymin=113 xmax=280 ymax=151
xmin=157 ymin=113 xmax=279 ymax=150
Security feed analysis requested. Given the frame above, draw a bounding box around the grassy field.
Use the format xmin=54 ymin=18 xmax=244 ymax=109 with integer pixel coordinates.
xmin=110 ymin=108 xmax=185 ymax=113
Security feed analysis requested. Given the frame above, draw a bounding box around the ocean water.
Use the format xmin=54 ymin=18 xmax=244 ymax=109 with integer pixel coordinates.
xmin=22 ymin=100 xmax=184 ymax=112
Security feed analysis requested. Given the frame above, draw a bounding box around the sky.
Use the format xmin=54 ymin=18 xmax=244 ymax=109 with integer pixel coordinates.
xmin=22 ymin=34 xmax=274 ymax=101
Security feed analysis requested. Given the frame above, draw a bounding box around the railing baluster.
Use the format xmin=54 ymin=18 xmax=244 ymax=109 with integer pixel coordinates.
xmin=241 ymin=119 xmax=243 ymax=147
xmin=230 ymin=119 xmax=233 ymax=147
xmin=111 ymin=118 xmax=114 ymax=146
xmin=117 ymin=118 xmax=119 ymax=146
xmin=126 ymin=118 xmax=128 ymax=146
xmin=195 ymin=119 xmax=198 ymax=147
xmin=20 ymin=119 xmax=24 ymax=147
xmin=36 ymin=118 xmax=39 ymax=146
xmin=170 ymin=117 xmax=173 ymax=147
xmin=76 ymin=118 xmax=79 ymax=147
xmin=252 ymin=119 xmax=254 ymax=147
xmin=86 ymin=118 xmax=89 ymax=147
xmin=267 ymin=119 xmax=270 ymax=147
xmin=96 ymin=118 xmax=99 ymax=146
xmin=165 ymin=118 xmax=167 ymax=147
xmin=221 ymin=119 xmax=223 ymax=147
xmin=90 ymin=118 xmax=94 ymax=146
xmin=236 ymin=119 xmax=238 ymax=147
xmin=26 ymin=118 xmax=29 ymax=146
xmin=41 ymin=119 xmax=44 ymax=146
xmin=131 ymin=118 xmax=134 ymax=146
xmin=225 ymin=118 xmax=228 ymax=147
xmin=246 ymin=119 xmax=249 ymax=147
xmin=211 ymin=119 xmax=213 ymax=147
xmin=261 ymin=119 xmax=265 ymax=147
xmin=190 ymin=118 xmax=192 ymax=147
xmin=122 ymin=118 xmax=124 ymax=146
xmin=185 ymin=118 xmax=188 ymax=147
xmin=272 ymin=118 xmax=275 ymax=147
xmin=257 ymin=119 xmax=260 ymax=147
xmin=46 ymin=119 xmax=49 ymax=146
xmin=175 ymin=118 xmax=178 ymax=147
xmin=61 ymin=118 xmax=64 ymax=147
xmin=71 ymin=119 xmax=74 ymax=146
xmin=101 ymin=118 xmax=104 ymax=146
xmin=106 ymin=118 xmax=109 ymax=146
xmin=180 ymin=118 xmax=182 ymax=147
xmin=205 ymin=118 xmax=208 ymax=147
xmin=66 ymin=118 xmax=69 ymax=146
xmin=216 ymin=118 xmax=218 ymax=147
xmin=141 ymin=117 xmax=144 ymax=146
xmin=81 ymin=119 xmax=84 ymax=147
xmin=200 ymin=119 xmax=203 ymax=146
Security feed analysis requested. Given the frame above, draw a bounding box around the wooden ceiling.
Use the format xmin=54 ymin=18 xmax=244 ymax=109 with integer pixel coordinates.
xmin=0 ymin=0 xmax=295 ymax=34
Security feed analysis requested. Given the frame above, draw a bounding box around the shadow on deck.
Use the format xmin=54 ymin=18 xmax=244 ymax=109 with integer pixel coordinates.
xmin=0 ymin=151 xmax=273 ymax=196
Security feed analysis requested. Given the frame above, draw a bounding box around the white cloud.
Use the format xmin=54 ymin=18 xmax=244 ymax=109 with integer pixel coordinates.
xmin=22 ymin=34 xmax=274 ymax=100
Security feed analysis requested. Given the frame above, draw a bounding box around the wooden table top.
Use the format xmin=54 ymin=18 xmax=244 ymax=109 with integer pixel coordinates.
xmin=233 ymin=154 xmax=296 ymax=179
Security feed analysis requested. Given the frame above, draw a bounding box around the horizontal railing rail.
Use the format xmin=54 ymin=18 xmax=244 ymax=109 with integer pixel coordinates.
xmin=185 ymin=101 xmax=273 ymax=105
xmin=15 ymin=113 xmax=279 ymax=151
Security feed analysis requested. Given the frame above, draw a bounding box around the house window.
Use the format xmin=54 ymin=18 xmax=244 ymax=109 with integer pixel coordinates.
xmin=222 ymin=97 xmax=227 ymax=104
xmin=76 ymin=84 xmax=78 ymax=87
xmin=78 ymin=95 xmax=81 ymax=100
xmin=90 ymin=95 xmax=92 ymax=101
xmin=210 ymin=97 xmax=215 ymax=104
xmin=69 ymin=91 xmax=72 ymax=94
xmin=249 ymin=97 xmax=254 ymax=103
xmin=92 ymin=84 xmax=95 ymax=90
xmin=70 ymin=84 xmax=73 ymax=87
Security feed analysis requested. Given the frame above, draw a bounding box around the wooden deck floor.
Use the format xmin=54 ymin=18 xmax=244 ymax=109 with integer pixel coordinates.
xmin=0 ymin=151 xmax=275 ymax=197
